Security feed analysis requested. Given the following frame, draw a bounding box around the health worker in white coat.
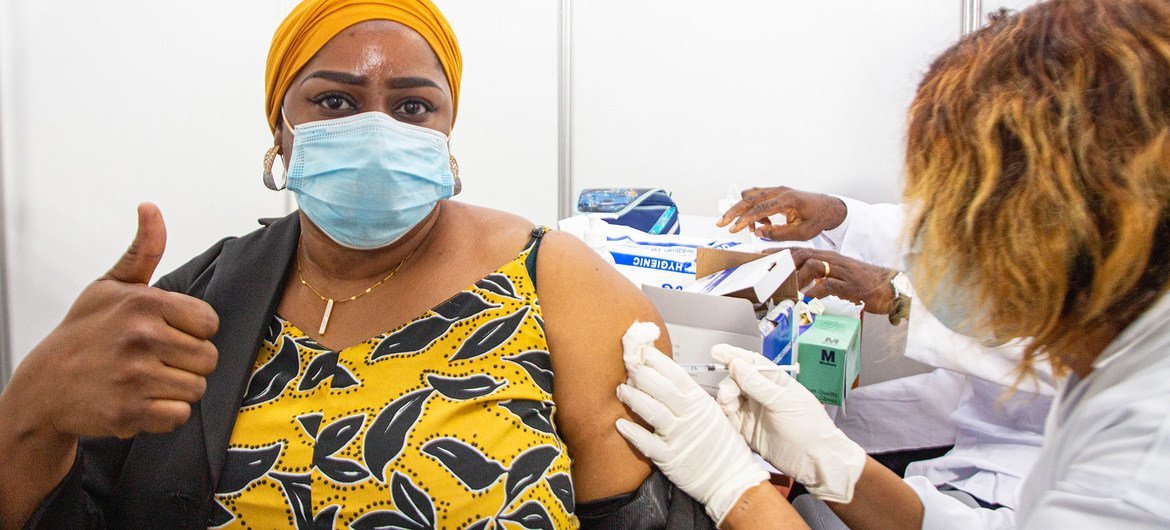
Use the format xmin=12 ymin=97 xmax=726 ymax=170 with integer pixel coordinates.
xmin=718 ymin=183 xmax=1055 ymax=524
xmin=614 ymin=1 xmax=1170 ymax=528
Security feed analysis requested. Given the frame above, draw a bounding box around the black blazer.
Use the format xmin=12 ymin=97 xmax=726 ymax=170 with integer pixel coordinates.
xmin=25 ymin=213 xmax=715 ymax=530
xmin=27 ymin=213 xmax=301 ymax=529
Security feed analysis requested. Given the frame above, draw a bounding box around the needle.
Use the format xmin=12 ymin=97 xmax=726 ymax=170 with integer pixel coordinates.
xmin=681 ymin=363 xmax=799 ymax=375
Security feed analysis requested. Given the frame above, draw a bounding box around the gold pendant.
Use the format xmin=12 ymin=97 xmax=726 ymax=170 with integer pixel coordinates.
xmin=319 ymin=298 xmax=335 ymax=335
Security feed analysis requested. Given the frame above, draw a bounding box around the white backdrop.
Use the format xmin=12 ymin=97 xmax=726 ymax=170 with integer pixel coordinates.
xmin=569 ymin=1 xmax=971 ymax=383
xmin=569 ymin=0 xmax=1039 ymax=215
xmin=987 ymin=0 xmax=1042 ymax=17
xmin=0 ymin=0 xmax=559 ymax=364
xmin=570 ymin=1 xmax=962 ymax=214
xmin=1 ymin=1 xmax=1026 ymax=377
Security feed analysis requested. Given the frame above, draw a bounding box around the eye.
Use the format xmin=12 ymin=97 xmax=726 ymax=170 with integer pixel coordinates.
xmin=394 ymin=98 xmax=435 ymax=118
xmin=311 ymin=93 xmax=356 ymax=111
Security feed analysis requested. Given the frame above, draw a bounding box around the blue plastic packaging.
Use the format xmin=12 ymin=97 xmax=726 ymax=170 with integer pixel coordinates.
xmin=763 ymin=307 xmax=795 ymax=365
xmin=576 ymin=188 xmax=681 ymax=235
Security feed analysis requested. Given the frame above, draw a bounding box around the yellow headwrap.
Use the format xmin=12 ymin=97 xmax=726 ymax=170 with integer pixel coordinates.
xmin=264 ymin=0 xmax=462 ymax=133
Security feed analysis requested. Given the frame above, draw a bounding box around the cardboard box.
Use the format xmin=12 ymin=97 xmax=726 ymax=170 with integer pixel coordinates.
xmin=641 ymin=250 xmax=797 ymax=391
xmin=685 ymin=249 xmax=799 ymax=305
xmin=642 ymin=286 xmax=763 ymax=393
xmin=646 ymin=247 xmax=862 ymax=407
xmin=795 ymin=314 xmax=861 ymax=407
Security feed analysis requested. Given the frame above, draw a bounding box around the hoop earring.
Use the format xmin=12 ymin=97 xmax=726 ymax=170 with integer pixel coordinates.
xmin=263 ymin=145 xmax=286 ymax=191
xmin=450 ymin=155 xmax=462 ymax=195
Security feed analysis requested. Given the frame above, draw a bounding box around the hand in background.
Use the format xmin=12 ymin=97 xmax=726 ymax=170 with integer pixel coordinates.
xmin=5 ymin=203 xmax=220 ymax=440
xmin=712 ymin=344 xmax=866 ymax=504
xmin=716 ymin=186 xmax=846 ymax=242
xmin=788 ymin=248 xmax=895 ymax=314
xmin=615 ymin=323 xmax=770 ymax=526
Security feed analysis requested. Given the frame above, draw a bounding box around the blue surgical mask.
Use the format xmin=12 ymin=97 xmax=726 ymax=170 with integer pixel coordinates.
xmin=905 ymin=255 xmax=996 ymax=343
xmin=284 ymin=111 xmax=454 ymax=250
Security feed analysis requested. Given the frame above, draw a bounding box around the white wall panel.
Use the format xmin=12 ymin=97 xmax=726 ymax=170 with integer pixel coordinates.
xmin=1 ymin=1 xmax=293 ymax=364
xmin=0 ymin=0 xmax=558 ymax=367
xmin=439 ymin=1 xmax=560 ymax=227
xmin=2 ymin=0 xmax=1012 ymax=384
xmin=569 ymin=1 xmax=970 ymax=384
xmin=985 ymin=0 xmax=1041 ymax=17
xmin=570 ymin=1 xmax=963 ymax=216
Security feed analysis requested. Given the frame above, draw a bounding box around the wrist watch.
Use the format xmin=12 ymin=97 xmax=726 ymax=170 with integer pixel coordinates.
xmin=888 ymin=272 xmax=913 ymax=326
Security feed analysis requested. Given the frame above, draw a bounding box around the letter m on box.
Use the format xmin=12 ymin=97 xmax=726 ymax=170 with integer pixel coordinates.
xmin=820 ymin=349 xmax=836 ymax=363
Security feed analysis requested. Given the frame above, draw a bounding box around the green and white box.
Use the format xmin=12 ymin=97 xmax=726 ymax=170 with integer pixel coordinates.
xmin=795 ymin=314 xmax=861 ymax=407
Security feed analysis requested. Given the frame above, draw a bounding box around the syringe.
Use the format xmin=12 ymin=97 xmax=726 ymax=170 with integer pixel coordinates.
xmin=681 ymin=363 xmax=799 ymax=375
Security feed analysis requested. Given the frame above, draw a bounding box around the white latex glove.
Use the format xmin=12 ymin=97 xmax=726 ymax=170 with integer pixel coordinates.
xmin=712 ymin=344 xmax=866 ymax=504
xmin=615 ymin=322 xmax=770 ymax=526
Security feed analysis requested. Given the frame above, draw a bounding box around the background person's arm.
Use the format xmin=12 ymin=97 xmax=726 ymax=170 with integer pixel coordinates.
xmin=715 ymin=186 xmax=907 ymax=268
xmin=722 ymin=482 xmax=806 ymax=530
xmin=827 ymin=458 xmax=925 ymax=530
xmin=716 ymin=186 xmax=847 ymax=242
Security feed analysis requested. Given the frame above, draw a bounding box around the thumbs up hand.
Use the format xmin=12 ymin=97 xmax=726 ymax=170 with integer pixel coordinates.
xmin=7 ymin=203 xmax=220 ymax=439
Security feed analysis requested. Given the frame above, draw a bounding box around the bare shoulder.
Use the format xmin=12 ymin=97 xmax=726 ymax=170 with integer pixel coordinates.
xmin=447 ymin=200 xmax=532 ymax=227
xmin=440 ymin=201 xmax=539 ymax=257
xmin=535 ymin=230 xmax=665 ymax=332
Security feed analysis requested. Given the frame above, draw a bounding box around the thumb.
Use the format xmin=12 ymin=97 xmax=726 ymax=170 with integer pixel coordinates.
xmin=716 ymin=377 xmax=743 ymax=417
xmin=711 ymin=344 xmax=772 ymax=367
xmin=615 ymin=418 xmax=669 ymax=461
xmin=104 ymin=202 xmax=167 ymax=285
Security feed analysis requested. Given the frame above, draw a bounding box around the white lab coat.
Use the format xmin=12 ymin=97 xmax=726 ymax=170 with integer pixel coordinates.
xmin=907 ymin=291 xmax=1170 ymax=528
xmin=822 ymin=197 xmax=1054 ymax=510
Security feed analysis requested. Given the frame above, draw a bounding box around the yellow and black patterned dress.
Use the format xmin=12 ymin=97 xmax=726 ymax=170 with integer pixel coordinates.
xmin=210 ymin=228 xmax=579 ymax=529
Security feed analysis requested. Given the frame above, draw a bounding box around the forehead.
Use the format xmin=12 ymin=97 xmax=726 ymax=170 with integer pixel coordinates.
xmin=294 ymin=19 xmax=446 ymax=82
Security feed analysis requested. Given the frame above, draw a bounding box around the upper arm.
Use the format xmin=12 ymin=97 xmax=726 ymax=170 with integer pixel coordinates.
xmin=535 ymin=230 xmax=671 ymax=502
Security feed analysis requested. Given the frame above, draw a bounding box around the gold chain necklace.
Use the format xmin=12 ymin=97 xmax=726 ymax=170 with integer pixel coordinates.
xmin=297 ymin=242 xmax=424 ymax=335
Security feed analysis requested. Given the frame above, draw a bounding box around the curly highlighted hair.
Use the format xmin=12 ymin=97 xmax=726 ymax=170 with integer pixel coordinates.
xmin=904 ymin=0 xmax=1170 ymax=375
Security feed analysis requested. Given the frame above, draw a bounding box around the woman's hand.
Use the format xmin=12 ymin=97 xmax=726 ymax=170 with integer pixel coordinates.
xmin=614 ymin=323 xmax=771 ymax=527
xmin=3 ymin=203 xmax=219 ymax=440
xmin=788 ymin=248 xmax=896 ymax=314
xmin=712 ymin=345 xmax=866 ymax=504
xmin=716 ymin=186 xmax=847 ymax=242
xmin=0 ymin=203 xmax=220 ymax=528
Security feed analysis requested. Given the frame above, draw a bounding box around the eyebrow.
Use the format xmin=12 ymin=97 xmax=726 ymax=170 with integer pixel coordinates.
xmin=387 ymin=76 xmax=442 ymax=90
xmin=300 ymin=71 xmax=442 ymax=91
xmin=302 ymin=70 xmax=366 ymax=86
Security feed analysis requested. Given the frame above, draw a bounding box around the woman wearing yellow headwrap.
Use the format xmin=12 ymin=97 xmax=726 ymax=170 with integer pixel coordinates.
xmin=0 ymin=1 xmax=754 ymax=528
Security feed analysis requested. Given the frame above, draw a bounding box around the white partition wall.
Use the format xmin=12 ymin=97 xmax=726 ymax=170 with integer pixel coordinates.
xmin=0 ymin=1 xmax=559 ymax=367
xmin=0 ymin=35 xmax=8 ymax=388
xmin=2 ymin=1 xmax=1012 ymax=381
xmin=567 ymin=1 xmax=964 ymax=215
xmin=986 ymin=0 xmax=1042 ymax=16
xmin=566 ymin=1 xmax=971 ymax=384
xmin=0 ymin=1 xmax=294 ymax=366
xmin=440 ymin=0 xmax=560 ymax=227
